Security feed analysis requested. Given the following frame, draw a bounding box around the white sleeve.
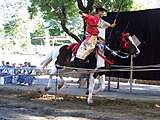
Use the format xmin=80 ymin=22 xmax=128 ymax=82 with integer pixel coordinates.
xmin=98 ymin=18 xmax=111 ymax=29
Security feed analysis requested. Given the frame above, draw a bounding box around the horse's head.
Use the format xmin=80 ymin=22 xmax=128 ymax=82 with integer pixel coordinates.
xmin=106 ymin=31 xmax=140 ymax=58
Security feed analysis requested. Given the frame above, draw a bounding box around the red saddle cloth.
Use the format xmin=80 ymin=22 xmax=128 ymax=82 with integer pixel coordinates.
xmin=67 ymin=43 xmax=114 ymax=65
xmin=66 ymin=43 xmax=81 ymax=56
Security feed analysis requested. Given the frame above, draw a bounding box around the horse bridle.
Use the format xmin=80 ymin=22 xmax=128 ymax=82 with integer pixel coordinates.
xmin=97 ymin=36 xmax=130 ymax=59
xmin=105 ymin=45 xmax=129 ymax=59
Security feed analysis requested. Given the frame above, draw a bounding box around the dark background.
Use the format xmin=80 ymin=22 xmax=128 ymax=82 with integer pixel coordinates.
xmin=103 ymin=8 xmax=160 ymax=80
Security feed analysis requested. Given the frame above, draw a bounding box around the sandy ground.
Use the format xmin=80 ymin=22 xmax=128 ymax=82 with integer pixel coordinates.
xmin=0 ymin=77 xmax=160 ymax=120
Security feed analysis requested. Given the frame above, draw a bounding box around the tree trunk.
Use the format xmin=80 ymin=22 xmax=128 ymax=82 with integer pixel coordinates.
xmin=61 ymin=22 xmax=81 ymax=43
xmin=59 ymin=0 xmax=81 ymax=43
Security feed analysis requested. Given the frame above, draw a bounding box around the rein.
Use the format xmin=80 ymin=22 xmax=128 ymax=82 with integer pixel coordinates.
xmin=96 ymin=48 xmax=114 ymax=65
xmin=106 ymin=45 xmax=129 ymax=59
xmin=97 ymin=36 xmax=130 ymax=59
xmin=96 ymin=45 xmax=129 ymax=66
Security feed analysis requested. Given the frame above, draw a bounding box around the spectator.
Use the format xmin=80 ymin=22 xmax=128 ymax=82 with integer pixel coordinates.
xmin=0 ymin=61 xmax=5 ymax=73
xmin=1 ymin=62 xmax=14 ymax=84
xmin=0 ymin=61 xmax=5 ymax=84
xmin=1 ymin=61 xmax=5 ymax=66
xmin=16 ymin=62 xmax=35 ymax=86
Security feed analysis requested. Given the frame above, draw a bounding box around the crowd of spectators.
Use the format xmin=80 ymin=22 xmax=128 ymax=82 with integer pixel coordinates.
xmin=0 ymin=61 xmax=37 ymax=86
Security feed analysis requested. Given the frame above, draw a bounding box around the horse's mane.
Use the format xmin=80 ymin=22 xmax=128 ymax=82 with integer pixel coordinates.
xmin=106 ymin=31 xmax=123 ymax=51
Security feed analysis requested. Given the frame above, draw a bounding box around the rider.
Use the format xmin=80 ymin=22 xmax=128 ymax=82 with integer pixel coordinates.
xmin=76 ymin=6 xmax=116 ymax=60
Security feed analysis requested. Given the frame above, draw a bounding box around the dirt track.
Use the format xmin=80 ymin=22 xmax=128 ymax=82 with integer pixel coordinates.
xmin=0 ymin=87 xmax=160 ymax=120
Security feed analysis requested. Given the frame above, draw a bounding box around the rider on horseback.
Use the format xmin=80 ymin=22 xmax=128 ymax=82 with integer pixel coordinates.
xmin=76 ymin=6 xmax=116 ymax=60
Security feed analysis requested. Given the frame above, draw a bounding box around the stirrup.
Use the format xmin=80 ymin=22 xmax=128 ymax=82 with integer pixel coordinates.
xmin=70 ymin=56 xmax=75 ymax=62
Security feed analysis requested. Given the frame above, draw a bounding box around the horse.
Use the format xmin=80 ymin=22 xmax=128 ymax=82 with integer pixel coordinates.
xmin=41 ymin=32 xmax=140 ymax=104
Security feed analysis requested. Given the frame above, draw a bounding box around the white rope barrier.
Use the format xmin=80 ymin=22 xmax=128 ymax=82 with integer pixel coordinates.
xmin=1 ymin=64 xmax=160 ymax=77
xmin=51 ymin=68 xmax=160 ymax=76
xmin=112 ymin=64 xmax=160 ymax=68
xmin=40 ymin=63 xmax=160 ymax=69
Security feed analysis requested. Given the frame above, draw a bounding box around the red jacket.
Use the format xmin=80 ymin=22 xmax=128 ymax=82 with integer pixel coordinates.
xmin=83 ymin=14 xmax=99 ymax=35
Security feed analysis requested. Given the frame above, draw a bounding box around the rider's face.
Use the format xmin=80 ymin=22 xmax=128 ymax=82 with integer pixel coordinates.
xmin=98 ymin=10 xmax=104 ymax=18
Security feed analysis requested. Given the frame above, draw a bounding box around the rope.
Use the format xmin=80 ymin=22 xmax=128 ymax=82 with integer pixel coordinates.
xmin=112 ymin=64 xmax=160 ymax=68
xmin=106 ymin=45 xmax=129 ymax=58
xmin=96 ymin=49 xmax=114 ymax=65
xmin=1 ymin=64 xmax=160 ymax=77
xmin=48 ymin=68 xmax=160 ymax=76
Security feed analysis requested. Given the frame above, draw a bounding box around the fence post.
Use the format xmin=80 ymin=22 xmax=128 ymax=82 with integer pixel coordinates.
xmin=117 ymin=77 xmax=120 ymax=89
xmin=130 ymin=55 xmax=133 ymax=93
xmin=108 ymin=76 xmax=111 ymax=91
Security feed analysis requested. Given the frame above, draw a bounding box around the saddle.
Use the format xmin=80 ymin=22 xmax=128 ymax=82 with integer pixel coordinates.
xmin=66 ymin=43 xmax=81 ymax=56
xmin=66 ymin=36 xmax=106 ymax=55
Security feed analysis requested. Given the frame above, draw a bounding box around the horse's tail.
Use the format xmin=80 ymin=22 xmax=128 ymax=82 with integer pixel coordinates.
xmin=40 ymin=51 xmax=53 ymax=68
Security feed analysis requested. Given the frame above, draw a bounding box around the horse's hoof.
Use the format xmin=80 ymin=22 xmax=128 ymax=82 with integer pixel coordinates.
xmin=87 ymin=100 xmax=94 ymax=105
xmin=58 ymin=84 xmax=64 ymax=90
xmin=85 ymin=90 xmax=89 ymax=95
xmin=44 ymin=86 xmax=52 ymax=91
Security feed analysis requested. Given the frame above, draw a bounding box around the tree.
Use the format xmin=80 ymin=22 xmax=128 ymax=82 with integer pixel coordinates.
xmin=0 ymin=0 xmax=32 ymax=52
xmin=29 ymin=0 xmax=81 ymax=42
xmin=0 ymin=0 xmax=50 ymax=53
xmin=30 ymin=22 xmax=45 ymax=45
xmin=4 ymin=19 xmax=20 ymax=37
xmin=29 ymin=0 xmax=133 ymax=42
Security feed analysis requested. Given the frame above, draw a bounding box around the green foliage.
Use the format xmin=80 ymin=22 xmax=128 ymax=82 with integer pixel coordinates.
xmin=29 ymin=0 xmax=133 ymax=41
xmin=20 ymin=42 xmax=27 ymax=49
xmin=30 ymin=22 xmax=45 ymax=45
xmin=4 ymin=19 xmax=19 ymax=36
xmin=94 ymin=0 xmax=133 ymax=12
xmin=48 ymin=19 xmax=62 ymax=36
xmin=131 ymin=1 xmax=145 ymax=11
xmin=29 ymin=0 xmax=77 ymax=22
xmin=30 ymin=33 xmax=45 ymax=45
xmin=29 ymin=0 xmax=80 ymax=41
xmin=0 ymin=0 xmax=34 ymax=52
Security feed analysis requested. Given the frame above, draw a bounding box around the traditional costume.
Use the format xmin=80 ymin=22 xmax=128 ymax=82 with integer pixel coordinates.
xmin=76 ymin=7 xmax=112 ymax=60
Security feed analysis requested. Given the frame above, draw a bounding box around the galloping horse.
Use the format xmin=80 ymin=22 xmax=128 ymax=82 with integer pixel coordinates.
xmin=41 ymin=32 xmax=140 ymax=104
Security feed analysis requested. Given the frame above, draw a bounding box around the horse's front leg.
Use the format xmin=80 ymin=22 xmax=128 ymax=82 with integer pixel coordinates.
xmin=93 ymin=75 xmax=105 ymax=94
xmin=87 ymin=73 xmax=96 ymax=104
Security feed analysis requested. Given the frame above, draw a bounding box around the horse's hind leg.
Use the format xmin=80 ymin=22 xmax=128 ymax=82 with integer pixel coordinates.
xmin=58 ymin=75 xmax=65 ymax=90
xmin=44 ymin=67 xmax=57 ymax=91
xmin=45 ymin=75 xmax=53 ymax=91
xmin=45 ymin=74 xmax=65 ymax=91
